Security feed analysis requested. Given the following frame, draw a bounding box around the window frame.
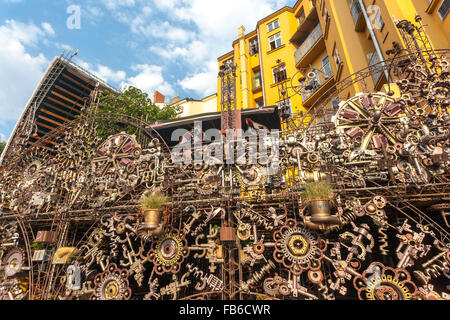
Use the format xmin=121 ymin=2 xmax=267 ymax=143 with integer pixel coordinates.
xmin=322 ymin=55 xmax=333 ymax=79
xmin=272 ymin=62 xmax=287 ymax=84
xmin=253 ymin=70 xmax=262 ymax=89
xmin=249 ymin=38 xmax=259 ymax=56
xmin=267 ymin=19 xmax=280 ymax=32
xmin=297 ymin=8 xmax=306 ymax=26
xmin=268 ymin=32 xmax=282 ymax=51
xmin=333 ymin=46 xmax=342 ymax=69
xmin=438 ymin=0 xmax=450 ymax=20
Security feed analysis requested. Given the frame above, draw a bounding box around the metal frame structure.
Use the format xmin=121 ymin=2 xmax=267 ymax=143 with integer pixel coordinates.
xmin=0 ymin=18 xmax=449 ymax=300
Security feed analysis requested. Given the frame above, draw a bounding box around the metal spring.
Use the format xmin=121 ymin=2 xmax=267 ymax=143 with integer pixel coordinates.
xmin=240 ymin=210 xmax=274 ymax=231
xmin=242 ymin=260 xmax=275 ymax=290
xmin=192 ymin=222 xmax=207 ymax=237
xmin=138 ymin=233 xmax=152 ymax=243
xmin=414 ymin=259 xmax=449 ymax=285
xmin=378 ymin=226 xmax=389 ymax=256
xmin=340 ymin=211 xmax=358 ymax=225
xmin=110 ymin=238 xmax=118 ymax=257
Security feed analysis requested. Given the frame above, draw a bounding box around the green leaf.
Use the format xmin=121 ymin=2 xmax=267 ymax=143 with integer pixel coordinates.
xmin=94 ymin=87 xmax=181 ymax=139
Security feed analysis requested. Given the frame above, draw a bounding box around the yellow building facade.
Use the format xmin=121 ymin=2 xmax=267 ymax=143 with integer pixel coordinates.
xmin=169 ymin=93 xmax=218 ymax=118
xmin=217 ymin=0 xmax=449 ymax=122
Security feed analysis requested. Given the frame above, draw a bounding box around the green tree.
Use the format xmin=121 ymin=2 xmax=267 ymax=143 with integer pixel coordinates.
xmin=94 ymin=87 xmax=181 ymax=139
xmin=0 ymin=141 xmax=5 ymax=155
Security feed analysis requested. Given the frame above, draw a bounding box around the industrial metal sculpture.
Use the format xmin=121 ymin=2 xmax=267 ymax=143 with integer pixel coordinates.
xmin=0 ymin=17 xmax=449 ymax=300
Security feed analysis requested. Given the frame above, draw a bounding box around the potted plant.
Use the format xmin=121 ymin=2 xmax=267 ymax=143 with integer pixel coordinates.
xmin=302 ymin=181 xmax=340 ymax=226
xmin=140 ymin=191 xmax=169 ymax=230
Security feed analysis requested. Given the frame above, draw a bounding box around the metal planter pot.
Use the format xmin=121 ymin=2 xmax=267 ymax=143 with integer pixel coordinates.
xmin=143 ymin=209 xmax=163 ymax=230
xmin=309 ymin=200 xmax=340 ymax=225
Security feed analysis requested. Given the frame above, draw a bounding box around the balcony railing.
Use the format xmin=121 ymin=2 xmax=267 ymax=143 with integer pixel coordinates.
xmin=301 ymin=64 xmax=333 ymax=102
xmin=294 ymin=23 xmax=323 ymax=65
xmin=350 ymin=1 xmax=362 ymax=24
xmin=367 ymin=52 xmax=383 ymax=86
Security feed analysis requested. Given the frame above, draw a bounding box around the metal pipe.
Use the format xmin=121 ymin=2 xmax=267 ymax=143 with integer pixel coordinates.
xmin=358 ymin=0 xmax=390 ymax=83
xmin=256 ymin=29 xmax=266 ymax=107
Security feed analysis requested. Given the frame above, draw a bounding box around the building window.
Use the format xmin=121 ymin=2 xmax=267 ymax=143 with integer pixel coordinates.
xmin=254 ymin=71 xmax=262 ymax=88
xmin=297 ymin=8 xmax=306 ymax=25
xmin=249 ymin=38 xmax=259 ymax=55
xmin=438 ymin=0 xmax=450 ymax=20
xmin=273 ymin=63 xmax=287 ymax=84
xmin=222 ymin=57 xmax=234 ymax=69
xmin=350 ymin=1 xmax=362 ymax=25
xmin=322 ymin=55 xmax=333 ymax=79
xmin=267 ymin=19 xmax=280 ymax=32
xmin=268 ymin=32 xmax=282 ymax=51
xmin=333 ymin=46 xmax=342 ymax=69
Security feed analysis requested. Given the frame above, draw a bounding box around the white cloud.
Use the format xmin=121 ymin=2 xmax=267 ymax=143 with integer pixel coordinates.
xmin=75 ymin=58 xmax=90 ymax=70
xmin=178 ymin=60 xmax=217 ymax=97
xmin=131 ymin=19 xmax=194 ymax=43
xmin=154 ymin=0 xmax=179 ymax=11
xmin=173 ymin=0 xmax=286 ymax=38
xmin=74 ymin=59 xmax=127 ymax=84
xmin=0 ymin=19 xmax=47 ymax=46
xmin=150 ymin=40 xmax=209 ymax=62
xmin=149 ymin=45 xmax=188 ymax=60
xmin=83 ymin=6 xmax=105 ymax=25
xmin=70 ymin=0 xmax=292 ymax=99
xmin=96 ymin=65 xmax=127 ymax=83
xmin=74 ymin=60 xmax=176 ymax=100
xmin=41 ymin=22 xmax=55 ymax=36
xmin=98 ymin=0 xmax=135 ymax=10
xmin=55 ymin=43 xmax=73 ymax=51
xmin=157 ymin=0 xmax=290 ymax=97
xmin=0 ymin=20 xmax=50 ymax=121
xmin=123 ymin=64 xmax=175 ymax=98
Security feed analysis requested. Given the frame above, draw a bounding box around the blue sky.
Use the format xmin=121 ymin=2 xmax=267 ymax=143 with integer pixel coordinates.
xmin=0 ymin=0 xmax=297 ymax=142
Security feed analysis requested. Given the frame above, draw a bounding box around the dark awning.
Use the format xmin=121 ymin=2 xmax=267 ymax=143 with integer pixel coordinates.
xmin=150 ymin=106 xmax=281 ymax=147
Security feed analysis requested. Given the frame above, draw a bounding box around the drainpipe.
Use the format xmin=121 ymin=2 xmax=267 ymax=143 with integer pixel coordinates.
xmin=238 ymin=26 xmax=250 ymax=109
xmin=256 ymin=29 xmax=266 ymax=107
xmin=358 ymin=0 xmax=390 ymax=82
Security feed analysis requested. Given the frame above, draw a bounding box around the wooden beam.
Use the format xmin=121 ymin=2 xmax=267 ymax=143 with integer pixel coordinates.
xmin=29 ymin=134 xmax=59 ymax=146
xmin=50 ymin=91 xmax=85 ymax=109
xmin=54 ymin=85 xmax=84 ymax=102
xmin=44 ymin=103 xmax=78 ymax=118
xmin=38 ymin=114 xmax=63 ymax=127
xmin=56 ymin=79 xmax=89 ymax=96
xmin=41 ymin=109 xmax=71 ymax=123
xmin=36 ymin=121 xmax=57 ymax=131
xmin=47 ymin=96 xmax=81 ymax=113
xmin=66 ymin=68 xmax=97 ymax=88
xmin=62 ymin=73 xmax=92 ymax=92
xmin=42 ymin=139 xmax=58 ymax=147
